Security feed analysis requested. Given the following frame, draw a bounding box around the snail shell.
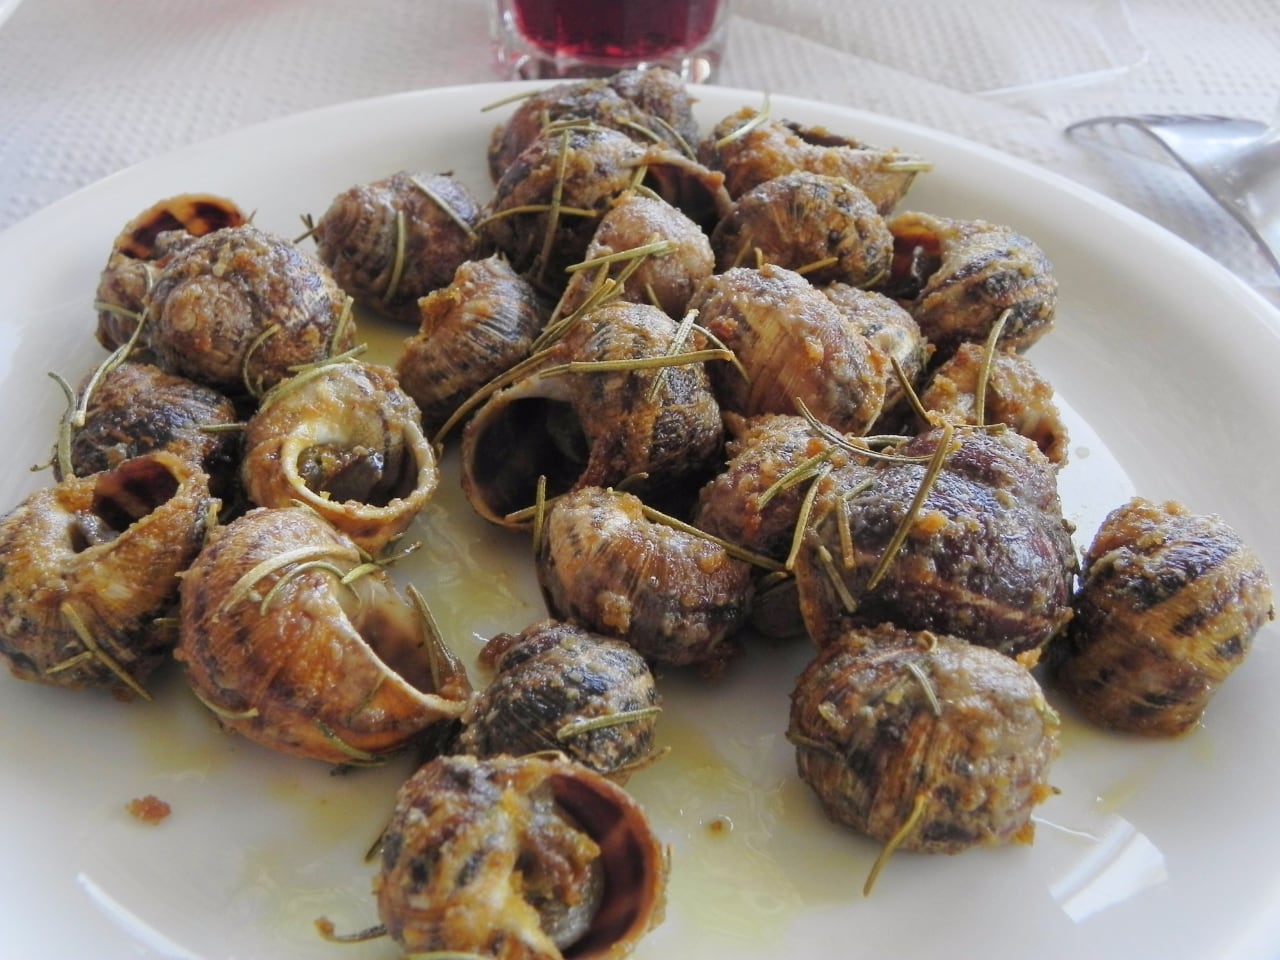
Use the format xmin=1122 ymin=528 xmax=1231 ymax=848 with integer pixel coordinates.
xmin=312 ymin=170 xmax=482 ymax=323
xmin=375 ymin=752 xmax=667 ymax=959
xmin=536 ymin=486 xmax=754 ymax=672
xmin=1046 ymin=497 xmax=1275 ymax=735
xmin=0 ymin=452 xmax=215 ymax=697
xmin=687 ymin=264 xmax=889 ymax=436
xmin=886 ymin=211 xmax=1058 ymax=361
xmin=240 ymin=358 xmax=438 ymax=556
xmin=710 ymin=171 xmax=894 ymax=289
xmin=487 ymin=66 xmax=700 ymax=181
xmin=788 ymin=623 xmax=1060 ymax=854
xmin=176 ymin=505 xmax=470 ymax=764
xmin=95 ymin=193 xmax=246 ymax=352
xmin=58 ymin=360 xmax=240 ymax=498
xmin=396 ymin=254 xmax=548 ymax=435
xmin=919 ymin=341 xmax=1068 ymax=467
xmin=557 ymin=192 xmax=714 ymax=321
xmin=794 ymin=425 xmax=1077 ymax=658
xmin=482 ymin=126 xmax=730 ymax=289
xmin=143 ymin=223 xmax=355 ymax=399
xmin=458 ymin=619 xmax=660 ymax=782
xmin=699 ymin=107 xmax=929 ymax=212
xmin=460 ymin=300 xmax=725 ymax=527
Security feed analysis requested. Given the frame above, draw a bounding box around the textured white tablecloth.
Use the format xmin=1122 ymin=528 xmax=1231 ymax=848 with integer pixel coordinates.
xmin=2 ymin=0 xmax=1278 ymax=301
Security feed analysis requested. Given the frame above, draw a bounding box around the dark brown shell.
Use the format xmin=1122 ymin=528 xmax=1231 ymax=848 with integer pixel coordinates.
xmin=396 ymin=255 xmax=548 ymax=435
xmin=794 ymin=426 xmax=1078 ymax=657
xmin=375 ymin=753 xmax=667 ymax=959
xmin=312 ymin=170 xmax=482 ymax=323
xmin=536 ymin=486 xmax=754 ymax=672
xmin=0 ymin=453 xmax=214 ymax=697
xmin=886 ymin=211 xmax=1058 ymax=361
xmin=487 ymin=67 xmax=700 ymax=181
xmin=699 ymin=108 xmax=929 ymax=212
xmin=94 ymin=193 xmax=246 ymax=352
xmin=239 ymin=359 xmax=438 ymax=556
xmin=460 ymin=301 xmax=725 ymax=527
xmin=788 ymin=623 xmax=1060 ymax=854
xmin=482 ymin=126 xmax=729 ymax=289
xmin=58 ymin=360 xmax=240 ymax=498
xmin=919 ymin=342 xmax=1068 ymax=466
xmin=710 ymin=171 xmax=894 ymax=289
xmin=143 ymin=224 xmax=355 ymax=399
xmin=687 ymin=264 xmax=889 ymax=436
xmin=176 ymin=506 xmax=470 ymax=764
xmin=458 ymin=619 xmax=660 ymax=781
xmin=557 ymin=192 xmax=714 ymax=321
xmin=1046 ymin=497 xmax=1274 ymax=735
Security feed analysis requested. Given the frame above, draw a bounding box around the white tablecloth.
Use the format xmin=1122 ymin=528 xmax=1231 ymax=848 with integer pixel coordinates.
xmin=2 ymin=0 xmax=1278 ymax=302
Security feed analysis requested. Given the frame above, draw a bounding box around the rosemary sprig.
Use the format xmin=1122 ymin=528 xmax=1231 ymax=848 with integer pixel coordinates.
xmin=556 ymin=706 xmax=662 ymax=741
xmin=863 ymin=791 xmax=929 ymax=896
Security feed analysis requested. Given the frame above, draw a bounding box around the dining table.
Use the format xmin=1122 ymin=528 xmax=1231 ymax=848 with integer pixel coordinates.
xmin=2 ymin=2 xmax=1280 ymax=960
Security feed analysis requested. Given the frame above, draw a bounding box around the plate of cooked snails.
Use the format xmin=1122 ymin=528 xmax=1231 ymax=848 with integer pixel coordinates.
xmin=0 ymin=75 xmax=1276 ymax=960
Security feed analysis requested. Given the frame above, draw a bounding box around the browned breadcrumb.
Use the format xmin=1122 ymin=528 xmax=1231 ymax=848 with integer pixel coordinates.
xmin=126 ymin=794 xmax=172 ymax=824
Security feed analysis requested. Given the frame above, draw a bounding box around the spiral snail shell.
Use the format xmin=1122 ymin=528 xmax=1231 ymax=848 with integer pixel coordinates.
xmin=240 ymin=357 xmax=438 ymax=556
xmin=0 ymin=452 xmax=215 ymax=698
xmin=1046 ymin=497 xmax=1274 ymax=735
xmin=375 ymin=752 xmax=667 ymax=960
xmin=176 ymin=505 xmax=470 ymax=764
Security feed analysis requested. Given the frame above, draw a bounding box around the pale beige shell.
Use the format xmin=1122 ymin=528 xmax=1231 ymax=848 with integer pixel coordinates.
xmin=240 ymin=358 xmax=438 ymax=556
xmin=176 ymin=505 xmax=470 ymax=764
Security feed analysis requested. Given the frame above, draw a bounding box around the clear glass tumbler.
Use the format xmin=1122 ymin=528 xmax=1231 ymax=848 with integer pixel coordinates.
xmin=491 ymin=0 xmax=730 ymax=82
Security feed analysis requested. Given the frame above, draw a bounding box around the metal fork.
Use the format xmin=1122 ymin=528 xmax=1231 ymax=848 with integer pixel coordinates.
xmin=1066 ymin=111 xmax=1280 ymax=277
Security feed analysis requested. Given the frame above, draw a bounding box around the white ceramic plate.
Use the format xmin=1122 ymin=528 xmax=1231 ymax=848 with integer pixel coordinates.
xmin=1 ymin=83 xmax=1278 ymax=960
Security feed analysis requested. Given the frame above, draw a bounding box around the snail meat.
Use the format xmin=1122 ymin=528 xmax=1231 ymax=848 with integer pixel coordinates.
xmin=240 ymin=357 xmax=438 ymax=556
xmin=788 ymin=623 xmax=1060 ymax=856
xmin=459 ymin=619 xmax=660 ymax=781
xmin=0 ymin=452 xmax=215 ymax=697
xmin=710 ymin=171 xmax=894 ymax=289
xmin=396 ymin=254 xmax=548 ymax=435
xmin=375 ymin=752 xmax=667 ymax=959
xmin=312 ymin=170 xmax=482 ymax=323
xmin=176 ymin=505 xmax=470 ymax=764
xmin=1046 ymin=497 xmax=1275 ymax=735
xmin=699 ymin=107 xmax=929 ymax=212
xmin=142 ymin=223 xmax=355 ymax=399
xmin=794 ymin=425 xmax=1077 ymax=657
xmin=536 ymin=486 xmax=754 ymax=672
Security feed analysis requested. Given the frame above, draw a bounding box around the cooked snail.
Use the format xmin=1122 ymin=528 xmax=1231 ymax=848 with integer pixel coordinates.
xmin=687 ymin=264 xmax=889 ymax=436
xmin=710 ymin=171 xmax=894 ymax=289
xmin=55 ymin=359 xmax=241 ymax=498
xmin=699 ymin=107 xmax=929 ymax=212
xmin=94 ymin=193 xmax=246 ymax=353
xmin=487 ymin=66 xmax=700 ymax=181
xmin=536 ymin=486 xmax=754 ymax=672
xmin=919 ymin=341 xmax=1068 ymax=466
xmin=458 ymin=619 xmax=660 ymax=781
xmin=459 ymin=300 xmax=725 ymax=527
xmin=886 ymin=211 xmax=1058 ymax=361
xmin=557 ymin=192 xmax=715 ymax=321
xmin=142 ymin=223 xmax=355 ymax=399
xmin=375 ymin=752 xmax=667 ymax=959
xmin=240 ymin=357 xmax=438 ymax=556
xmin=794 ymin=425 xmax=1077 ymax=657
xmin=311 ymin=170 xmax=482 ymax=323
xmin=788 ymin=623 xmax=1060 ymax=861
xmin=0 ymin=453 xmax=214 ymax=698
xmin=1046 ymin=497 xmax=1275 ymax=735
xmin=176 ymin=505 xmax=470 ymax=764
xmin=396 ymin=254 xmax=548 ymax=435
